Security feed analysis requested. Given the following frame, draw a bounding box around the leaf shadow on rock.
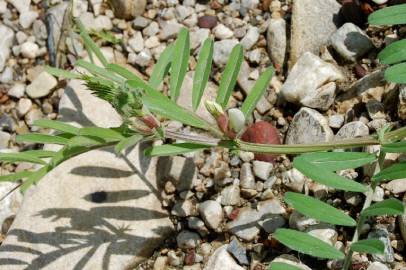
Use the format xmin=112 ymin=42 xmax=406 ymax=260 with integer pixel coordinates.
xmin=0 ymin=203 xmax=172 ymax=270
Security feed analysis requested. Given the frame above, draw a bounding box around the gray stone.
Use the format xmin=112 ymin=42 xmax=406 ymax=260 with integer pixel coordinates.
xmin=108 ymin=0 xmax=146 ymax=20
xmin=240 ymin=163 xmax=255 ymax=189
xmin=281 ymin=52 xmax=344 ymax=110
xmin=0 ymin=79 xmax=174 ymax=269
xmin=8 ymin=83 xmax=25 ymax=98
xmin=252 ymin=160 xmax=273 ymax=181
xmin=171 ymin=200 xmax=197 ymax=217
xmin=366 ymin=100 xmax=385 ymax=120
xmin=240 ymin=26 xmax=259 ymax=50
xmin=367 ymin=262 xmax=390 ymax=270
xmin=199 ymin=200 xmax=223 ymax=230
xmin=227 ymin=239 xmax=249 ymax=265
xmin=26 ymin=71 xmax=57 ymax=98
xmin=159 ymin=19 xmax=182 ymax=40
xmin=226 ymin=207 xmax=260 ymax=241
xmin=190 ymin=28 xmax=210 ymax=50
xmin=203 ymin=245 xmax=244 ymax=270
xmin=221 ymin=184 xmax=240 ymax=206
xmin=258 ymin=214 xmax=285 ymax=233
xmin=177 ymin=71 xmax=218 ymax=125
xmin=271 ymin=255 xmax=312 ymax=270
xmin=167 ymin=155 xmax=198 ymax=191
xmin=289 ymin=211 xmax=318 ymax=231
xmin=16 ymin=98 xmax=32 ymax=117
xmin=329 ymin=114 xmax=345 ymax=129
xmin=267 ymin=17 xmax=286 ymax=69
xmin=285 ymin=107 xmax=334 ymax=144
xmin=0 ymin=25 xmax=14 ymax=72
xmin=330 ymin=23 xmax=373 ymax=62
xmin=282 ymin=169 xmax=307 ymax=192
xmin=19 ymin=10 xmax=38 ymax=29
xmin=385 ymin=179 xmax=406 ymax=194
xmin=290 ymin=0 xmax=341 ymax=65
xmin=129 ymin=32 xmax=144 ymax=53
xmin=368 ymin=228 xmax=394 ymax=263
xmin=0 ymin=66 xmax=13 ymax=83
xmin=213 ymin=39 xmax=239 ymax=66
xmin=0 ymin=130 xmax=10 ymax=148
xmin=335 ymin=121 xmax=369 ymax=140
xmin=176 ymin=230 xmax=201 ymax=249
xmin=132 ymin=16 xmax=150 ymax=30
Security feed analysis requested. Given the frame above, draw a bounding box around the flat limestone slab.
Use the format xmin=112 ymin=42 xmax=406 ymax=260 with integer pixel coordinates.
xmin=0 ymin=80 xmax=174 ymax=269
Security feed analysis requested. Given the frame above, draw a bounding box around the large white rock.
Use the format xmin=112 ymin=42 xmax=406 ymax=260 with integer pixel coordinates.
xmin=0 ymin=80 xmax=174 ymax=269
xmin=285 ymin=107 xmax=334 ymax=144
xmin=281 ymin=52 xmax=344 ymax=110
xmin=203 ymin=245 xmax=244 ymax=270
xmin=290 ymin=0 xmax=341 ymax=65
xmin=0 ymin=24 xmax=14 ymax=72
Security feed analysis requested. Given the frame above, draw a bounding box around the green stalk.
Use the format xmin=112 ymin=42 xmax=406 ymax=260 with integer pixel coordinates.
xmin=341 ymin=151 xmax=386 ymax=270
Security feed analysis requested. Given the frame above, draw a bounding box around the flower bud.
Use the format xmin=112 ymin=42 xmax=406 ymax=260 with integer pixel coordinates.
xmin=205 ymin=100 xmax=224 ymax=119
xmin=228 ymin=108 xmax=245 ymax=133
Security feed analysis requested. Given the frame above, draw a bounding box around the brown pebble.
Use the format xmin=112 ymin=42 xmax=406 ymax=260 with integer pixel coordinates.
xmin=184 ymin=250 xmax=195 ymax=265
xmin=210 ymin=0 xmax=223 ymax=10
xmin=198 ymin=15 xmax=218 ymax=29
xmin=353 ymin=64 xmax=367 ymax=78
xmin=261 ymin=0 xmax=272 ymax=11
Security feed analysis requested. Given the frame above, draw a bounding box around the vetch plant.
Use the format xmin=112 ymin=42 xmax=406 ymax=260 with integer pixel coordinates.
xmin=0 ymin=18 xmax=405 ymax=270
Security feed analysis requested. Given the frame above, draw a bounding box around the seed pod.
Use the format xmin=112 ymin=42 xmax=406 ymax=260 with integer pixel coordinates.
xmin=228 ymin=108 xmax=246 ymax=133
xmin=241 ymin=121 xmax=281 ymax=163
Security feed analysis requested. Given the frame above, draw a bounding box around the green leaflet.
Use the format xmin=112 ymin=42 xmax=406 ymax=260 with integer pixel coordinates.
xmin=273 ymin=229 xmax=345 ymax=260
xmin=67 ymin=135 xmax=106 ymax=148
xmin=378 ymin=39 xmax=406 ymax=65
xmin=268 ymin=262 xmax=303 ymax=270
xmin=0 ymin=170 xmax=32 ymax=182
xmin=142 ymin=95 xmax=210 ymax=130
xmin=216 ymin=44 xmax=243 ymax=109
xmin=361 ymin=198 xmax=404 ymax=217
xmin=33 ymin=119 xmax=80 ymax=135
xmin=144 ymin=143 xmax=211 ymax=157
xmin=350 ymin=239 xmax=384 ymax=254
xmin=79 ymin=127 xmax=124 ymax=141
xmin=368 ymin=4 xmax=406 ymax=25
xmin=192 ymin=38 xmax=213 ymax=111
xmin=284 ymin=192 xmax=356 ymax=226
xmin=293 ymin=155 xmax=367 ymax=192
xmin=20 ymin=166 xmax=49 ymax=193
xmin=77 ymin=19 xmax=109 ymax=66
xmin=106 ymin=63 xmax=139 ymax=80
xmin=382 ymin=141 xmax=406 ymax=153
xmin=298 ymin=152 xmax=376 ymax=171
xmin=45 ymin=66 xmax=81 ymax=79
xmin=373 ymin=162 xmax=406 ymax=183
xmin=23 ymin=150 xmax=57 ymax=158
xmin=76 ymin=60 xmax=124 ymax=84
xmin=241 ymin=66 xmax=274 ymax=118
xmin=170 ymin=28 xmax=190 ymax=102
xmin=16 ymin=134 xmax=70 ymax=145
xmin=384 ymin=62 xmax=406 ymax=83
xmin=149 ymin=44 xmax=174 ymax=89
xmin=115 ymin=134 xmax=143 ymax=154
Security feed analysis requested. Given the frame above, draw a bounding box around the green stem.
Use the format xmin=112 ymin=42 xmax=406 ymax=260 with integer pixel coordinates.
xmin=341 ymin=151 xmax=386 ymax=270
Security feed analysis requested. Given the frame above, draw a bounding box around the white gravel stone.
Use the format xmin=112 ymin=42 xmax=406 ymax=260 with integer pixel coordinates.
xmin=305 ymin=224 xmax=338 ymax=245
xmin=0 ymin=25 xmax=14 ymax=72
xmin=330 ymin=23 xmax=374 ymax=62
xmin=213 ymin=39 xmax=239 ymax=66
xmin=385 ymin=179 xmax=406 ymax=194
xmin=329 ymin=114 xmax=345 ymax=129
xmin=26 ymin=71 xmax=57 ymax=98
xmin=267 ymin=17 xmax=286 ymax=68
xmin=286 ymin=107 xmax=334 ymax=144
xmin=336 ymin=121 xmax=369 ymax=139
xmin=203 ymin=245 xmax=244 ymax=270
xmin=7 ymin=0 xmax=30 ymax=13
xmin=367 ymin=262 xmax=389 ymax=270
xmin=21 ymin=41 xmax=39 ymax=59
xmin=240 ymin=163 xmax=256 ymax=189
xmin=221 ymin=184 xmax=240 ymax=206
xmin=281 ymin=52 xmax=344 ymax=110
xmin=19 ymin=10 xmax=38 ymax=29
xmin=282 ymin=168 xmax=307 ymax=192
xmin=8 ymin=83 xmax=25 ymax=98
xmin=134 ymin=50 xmax=152 ymax=67
xmin=144 ymin=36 xmax=160 ymax=48
xmin=17 ymin=98 xmax=32 ymax=117
xmin=241 ymin=26 xmax=259 ymax=50
xmin=176 ymin=230 xmax=201 ymax=249
xmin=0 ymin=130 xmax=10 ymax=149
xmin=0 ymin=66 xmax=12 ymax=83
xmin=252 ymin=160 xmax=273 ymax=181
xmin=129 ymin=32 xmax=144 ymax=53
xmin=199 ymin=200 xmax=223 ymax=230
xmin=226 ymin=207 xmax=260 ymax=241
xmin=190 ymin=28 xmax=210 ymax=50
xmin=213 ymin=24 xmax=234 ymax=40
xmin=159 ymin=19 xmax=182 ymax=40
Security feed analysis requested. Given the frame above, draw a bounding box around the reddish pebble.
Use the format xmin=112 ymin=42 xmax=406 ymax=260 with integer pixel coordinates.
xmin=353 ymin=64 xmax=367 ymax=78
xmin=198 ymin=15 xmax=218 ymax=29
xmin=184 ymin=250 xmax=195 ymax=265
xmin=228 ymin=208 xmax=240 ymax=220
xmin=241 ymin=121 xmax=281 ymax=163
xmin=216 ymin=114 xmax=236 ymax=139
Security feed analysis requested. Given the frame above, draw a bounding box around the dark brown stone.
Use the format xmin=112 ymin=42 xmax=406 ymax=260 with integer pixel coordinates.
xmin=340 ymin=0 xmax=367 ymax=27
xmin=198 ymin=15 xmax=218 ymax=29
